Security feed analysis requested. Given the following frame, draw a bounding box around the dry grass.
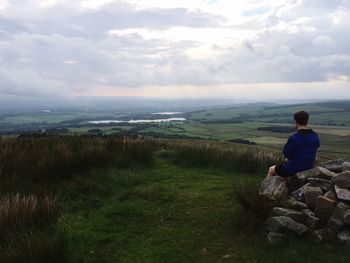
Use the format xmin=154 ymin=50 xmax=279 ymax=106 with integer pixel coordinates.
xmin=163 ymin=140 xmax=283 ymax=173
xmin=0 ymin=194 xmax=58 ymax=237
xmin=0 ymin=136 xmax=159 ymax=182
xmin=0 ymin=194 xmax=67 ymax=262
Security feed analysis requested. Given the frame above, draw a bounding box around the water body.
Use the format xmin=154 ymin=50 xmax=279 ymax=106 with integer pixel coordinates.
xmin=89 ymin=117 xmax=186 ymax=124
xmin=151 ymin=112 xmax=183 ymax=115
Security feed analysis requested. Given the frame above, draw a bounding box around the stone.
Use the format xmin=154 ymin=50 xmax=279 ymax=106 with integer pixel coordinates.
xmin=260 ymin=176 xmax=288 ymax=201
xmin=305 ymin=186 xmax=323 ymax=209
xmin=313 ymin=229 xmax=326 ymax=243
xmin=302 ymin=209 xmax=320 ymax=229
xmin=286 ymin=176 xmax=305 ymax=193
xmin=308 ymin=177 xmax=331 ymax=192
xmin=295 ymin=167 xmax=336 ymax=184
xmin=267 ymin=231 xmax=284 ymax=245
xmin=327 ymin=202 xmax=350 ymax=233
xmin=327 ymin=215 xmax=343 ymax=233
xmin=320 ymin=160 xmax=344 ymax=173
xmin=295 ymin=168 xmax=318 ymax=182
xmin=314 ymin=195 xmax=336 ymax=222
xmin=290 ymin=183 xmax=310 ymax=202
xmin=344 ymin=210 xmax=350 ymax=225
xmin=271 ymin=207 xmax=306 ymax=224
xmin=324 ymin=190 xmax=337 ymax=201
xmin=333 ymin=171 xmax=350 ymax=189
xmin=266 ymin=216 xmax=308 ymax=235
xmin=317 ymin=167 xmax=337 ymax=179
xmin=278 ymin=196 xmax=308 ymax=210
xmin=343 ymin=161 xmax=350 ymax=172
xmin=337 ymin=231 xmax=350 ymax=243
xmin=334 ymin=185 xmax=350 ymax=201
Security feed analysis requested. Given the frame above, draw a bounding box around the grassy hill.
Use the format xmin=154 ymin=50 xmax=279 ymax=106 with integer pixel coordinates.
xmin=1 ymin=136 xmax=350 ymax=262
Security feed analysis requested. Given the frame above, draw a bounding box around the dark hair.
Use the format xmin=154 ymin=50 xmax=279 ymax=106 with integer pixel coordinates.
xmin=294 ymin=111 xmax=309 ymax=126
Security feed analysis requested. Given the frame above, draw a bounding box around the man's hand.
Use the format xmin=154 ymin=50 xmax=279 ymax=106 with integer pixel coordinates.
xmin=266 ymin=165 xmax=277 ymax=177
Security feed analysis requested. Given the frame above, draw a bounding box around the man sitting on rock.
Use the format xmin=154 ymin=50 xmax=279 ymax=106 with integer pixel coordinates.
xmin=267 ymin=110 xmax=320 ymax=178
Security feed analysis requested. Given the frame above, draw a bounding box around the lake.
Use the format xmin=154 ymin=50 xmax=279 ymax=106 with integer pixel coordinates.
xmin=151 ymin=112 xmax=183 ymax=115
xmin=89 ymin=117 xmax=186 ymax=124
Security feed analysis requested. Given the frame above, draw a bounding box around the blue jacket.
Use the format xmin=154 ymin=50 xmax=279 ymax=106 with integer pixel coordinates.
xmin=283 ymin=128 xmax=320 ymax=175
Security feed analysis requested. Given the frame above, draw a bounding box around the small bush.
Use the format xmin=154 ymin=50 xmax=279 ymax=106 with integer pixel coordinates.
xmin=231 ymin=181 xmax=271 ymax=233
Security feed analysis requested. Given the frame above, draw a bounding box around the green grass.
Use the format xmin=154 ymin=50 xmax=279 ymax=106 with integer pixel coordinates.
xmin=0 ymin=112 xmax=121 ymax=125
xmin=56 ymin=152 xmax=350 ymax=263
xmin=1 ymin=136 xmax=349 ymax=262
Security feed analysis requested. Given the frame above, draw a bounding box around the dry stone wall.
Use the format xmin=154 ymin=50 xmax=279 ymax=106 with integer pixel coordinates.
xmin=260 ymin=160 xmax=350 ymax=244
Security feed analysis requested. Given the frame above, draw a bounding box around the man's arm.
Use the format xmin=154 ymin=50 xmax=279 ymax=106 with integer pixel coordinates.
xmin=283 ymin=136 xmax=297 ymax=159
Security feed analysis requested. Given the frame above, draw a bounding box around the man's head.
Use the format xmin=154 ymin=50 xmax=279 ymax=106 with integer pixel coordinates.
xmin=294 ymin=110 xmax=309 ymax=128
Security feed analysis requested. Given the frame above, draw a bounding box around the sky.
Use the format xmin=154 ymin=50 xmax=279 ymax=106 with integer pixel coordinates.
xmin=0 ymin=0 xmax=349 ymax=101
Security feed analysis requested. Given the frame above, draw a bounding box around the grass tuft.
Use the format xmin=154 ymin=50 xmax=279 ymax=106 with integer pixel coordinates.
xmin=163 ymin=141 xmax=282 ymax=173
xmin=231 ymin=181 xmax=271 ymax=233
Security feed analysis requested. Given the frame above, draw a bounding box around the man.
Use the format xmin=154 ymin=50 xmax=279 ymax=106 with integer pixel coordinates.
xmin=267 ymin=110 xmax=320 ymax=178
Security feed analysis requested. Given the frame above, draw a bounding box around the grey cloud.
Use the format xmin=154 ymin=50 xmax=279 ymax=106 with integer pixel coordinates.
xmin=0 ymin=0 xmax=349 ymax=97
xmin=0 ymin=68 xmax=70 ymax=97
xmin=0 ymin=1 xmax=225 ymax=38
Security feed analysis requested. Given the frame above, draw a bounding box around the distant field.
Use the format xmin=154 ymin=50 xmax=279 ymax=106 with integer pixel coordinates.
xmin=188 ymin=101 xmax=350 ymax=126
xmin=0 ymin=100 xmax=349 ymax=158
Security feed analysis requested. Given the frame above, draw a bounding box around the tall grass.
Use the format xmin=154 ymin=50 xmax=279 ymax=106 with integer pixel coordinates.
xmin=0 ymin=136 xmax=162 ymax=261
xmin=0 ymin=135 xmax=159 ymax=182
xmin=0 ymin=194 xmax=69 ymax=263
xmin=0 ymin=136 xmax=283 ymax=261
xmin=163 ymin=141 xmax=283 ymax=173
xmin=1 ymin=230 xmax=69 ymax=263
xmin=0 ymin=194 xmax=58 ymax=238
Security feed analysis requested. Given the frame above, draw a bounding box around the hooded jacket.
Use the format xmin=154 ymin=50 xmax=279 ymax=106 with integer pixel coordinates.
xmin=282 ymin=128 xmax=320 ymax=175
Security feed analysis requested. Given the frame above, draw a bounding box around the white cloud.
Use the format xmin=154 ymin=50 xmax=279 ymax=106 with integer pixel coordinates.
xmin=312 ymin=35 xmax=336 ymax=48
xmin=0 ymin=0 xmax=349 ymax=99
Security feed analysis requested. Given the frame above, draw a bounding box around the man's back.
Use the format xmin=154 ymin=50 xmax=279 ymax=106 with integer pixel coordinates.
xmin=283 ymin=128 xmax=320 ymax=174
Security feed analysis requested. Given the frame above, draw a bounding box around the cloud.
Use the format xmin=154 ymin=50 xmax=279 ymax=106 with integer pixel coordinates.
xmin=0 ymin=0 xmax=349 ymax=99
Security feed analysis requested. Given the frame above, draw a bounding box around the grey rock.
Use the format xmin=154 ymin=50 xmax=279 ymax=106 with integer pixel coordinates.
xmin=290 ymin=183 xmax=310 ymax=202
xmin=327 ymin=202 xmax=350 ymax=233
xmin=320 ymin=160 xmax=344 ymax=173
xmin=317 ymin=167 xmax=338 ymax=179
xmin=267 ymin=231 xmax=284 ymax=245
xmin=313 ymin=229 xmax=327 ymax=243
xmin=295 ymin=168 xmax=318 ymax=182
xmin=266 ymin=216 xmax=309 ymax=235
xmin=327 ymin=216 xmax=343 ymax=233
xmin=302 ymin=209 xmax=320 ymax=229
xmin=305 ymin=186 xmax=323 ymax=209
xmin=344 ymin=209 xmax=350 ymax=225
xmin=337 ymin=231 xmax=350 ymax=243
xmin=334 ymin=185 xmax=350 ymax=201
xmin=260 ymin=176 xmax=288 ymax=201
xmin=279 ymin=196 xmax=308 ymax=210
xmin=324 ymin=190 xmax=337 ymax=201
xmin=286 ymin=176 xmax=306 ymax=193
xmin=333 ymin=171 xmax=350 ymax=189
xmin=343 ymin=161 xmax=350 ymax=172
xmin=271 ymin=207 xmax=306 ymax=224
xmin=295 ymin=167 xmax=336 ymax=183
xmin=314 ymin=195 xmax=336 ymax=222
xmin=308 ymin=177 xmax=331 ymax=192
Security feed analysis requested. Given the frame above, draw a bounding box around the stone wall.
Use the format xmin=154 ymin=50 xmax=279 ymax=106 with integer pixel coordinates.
xmin=260 ymin=160 xmax=350 ymax=244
